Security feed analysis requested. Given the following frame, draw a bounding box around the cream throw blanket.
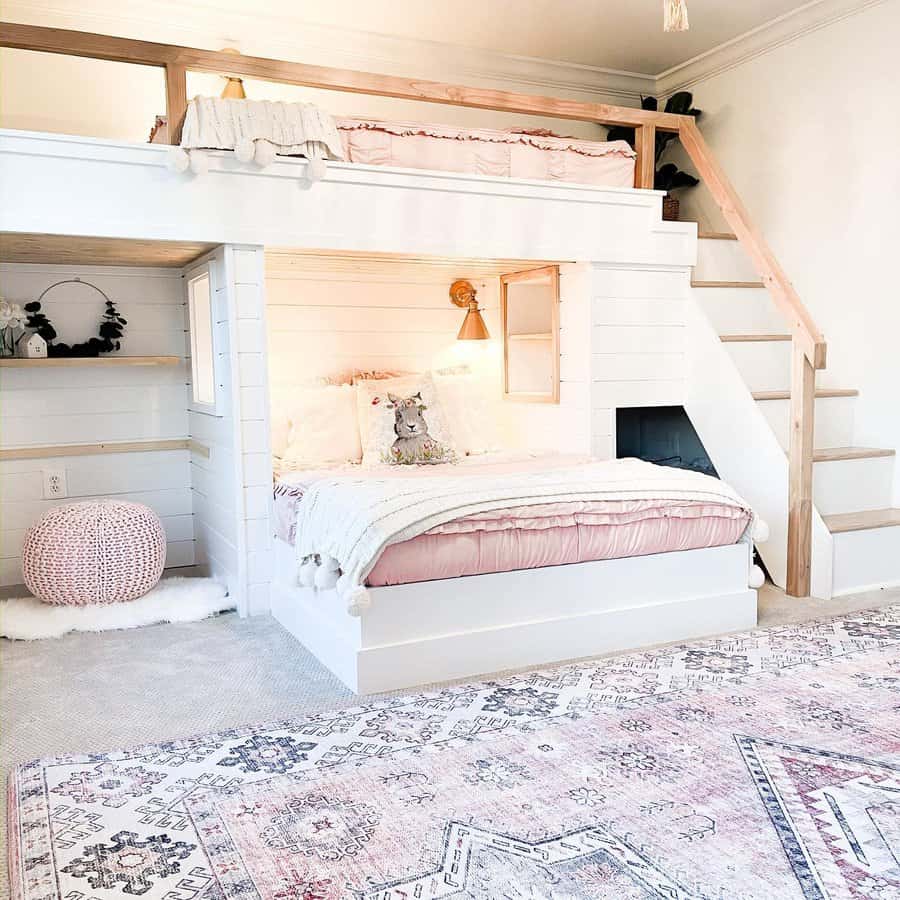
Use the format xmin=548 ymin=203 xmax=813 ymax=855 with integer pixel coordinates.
xmin=295 ymin=458 xmax=753 ymax=615
xmin=177 ymin=97 xmax=344 ymax=180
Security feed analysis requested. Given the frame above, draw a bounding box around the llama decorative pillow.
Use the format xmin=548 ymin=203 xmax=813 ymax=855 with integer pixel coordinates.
xmin=357 ymin=373 xmax=457 ymax=466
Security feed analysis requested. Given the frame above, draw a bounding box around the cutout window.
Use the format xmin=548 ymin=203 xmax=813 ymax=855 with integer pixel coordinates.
xmin=187 ymin=266 xmax=221 ymax=413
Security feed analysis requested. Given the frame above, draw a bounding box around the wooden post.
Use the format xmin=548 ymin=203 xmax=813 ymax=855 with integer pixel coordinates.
xmin=786 ymin=341 xmax=815 ymax=596
xmin=634 ymin=123 xmax=656 ymax=190
xmin=165 ymin=62 xmax=187 ymax=145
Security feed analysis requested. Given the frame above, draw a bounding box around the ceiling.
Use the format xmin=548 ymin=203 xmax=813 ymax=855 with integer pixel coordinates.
xmin=191 ymin=0 xmax=815 ymax=74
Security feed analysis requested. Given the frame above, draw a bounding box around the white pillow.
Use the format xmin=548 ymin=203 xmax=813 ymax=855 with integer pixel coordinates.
xmin=433 ymin=371 xmax=505 ymax=456
xmin=281 ymin=384 xmax=362 ymax=468
xmin=357 ymin=373 xmax=458 ymax=467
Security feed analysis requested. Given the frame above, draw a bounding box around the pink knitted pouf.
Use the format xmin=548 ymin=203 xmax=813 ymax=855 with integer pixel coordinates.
xmin=22 ymin=500 xmax=166 ymax=606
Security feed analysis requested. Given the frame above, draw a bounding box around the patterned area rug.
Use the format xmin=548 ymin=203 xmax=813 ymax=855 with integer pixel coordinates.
xmin=9 ymin=607 xmax=900 ymax=899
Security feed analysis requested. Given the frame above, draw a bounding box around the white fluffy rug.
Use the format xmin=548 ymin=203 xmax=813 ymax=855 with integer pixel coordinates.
xmin=0 ymin=577 xmax=234 ymax=640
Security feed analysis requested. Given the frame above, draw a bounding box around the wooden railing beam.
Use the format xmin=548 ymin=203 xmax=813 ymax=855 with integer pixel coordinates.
xmin=0 ymin=22 xmax=684 ymax=131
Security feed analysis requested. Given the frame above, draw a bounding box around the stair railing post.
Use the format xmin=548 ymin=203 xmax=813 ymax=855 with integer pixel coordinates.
xmin=787 ymin=340 xmax=815 ymax=596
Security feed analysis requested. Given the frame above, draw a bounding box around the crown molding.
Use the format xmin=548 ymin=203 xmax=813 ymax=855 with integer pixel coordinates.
xmin=655 ymin=0 xmax=887 ymax=96
xmin=0 ymin=0 xmax=655 ymax=105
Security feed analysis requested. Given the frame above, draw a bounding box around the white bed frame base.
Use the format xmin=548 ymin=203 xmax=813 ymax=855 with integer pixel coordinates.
xmin=270 ymin=537 xmax=757 ymax=694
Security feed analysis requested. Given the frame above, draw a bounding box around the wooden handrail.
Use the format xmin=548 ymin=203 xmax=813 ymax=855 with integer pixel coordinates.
xmin=0 ymin=21 xmax=824 ymax=596
xmin=677 ymin=120 xmax=825 ymax=370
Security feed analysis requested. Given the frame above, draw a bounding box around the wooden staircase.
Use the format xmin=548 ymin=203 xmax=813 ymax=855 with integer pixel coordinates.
xmin=692 ymin=234 xmax=900 ymax=596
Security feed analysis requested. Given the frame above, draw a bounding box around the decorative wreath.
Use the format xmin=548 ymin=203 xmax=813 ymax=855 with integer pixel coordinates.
xmin=24 ymin=278 xmax=127 ymax=357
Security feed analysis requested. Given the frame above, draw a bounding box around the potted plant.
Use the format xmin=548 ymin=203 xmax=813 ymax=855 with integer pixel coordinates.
xmin=607 ymin=92 xmax=701 ymax=221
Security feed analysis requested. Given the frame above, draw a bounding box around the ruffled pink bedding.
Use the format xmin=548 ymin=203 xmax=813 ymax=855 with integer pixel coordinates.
xmin=336 ymin=118 xmax=636 ymax=188
xmin=273 ymin=456 xmax=751 ymax=587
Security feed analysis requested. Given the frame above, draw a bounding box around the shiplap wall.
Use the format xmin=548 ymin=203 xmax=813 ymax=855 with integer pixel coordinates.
xmin=189 ymin=245 xmax=272 ymax=616
xmin=588 ymin=265 xmax=687 ymax=438
xmin=265 ymin=257 xmax=499 ymax=393
xmin=0 ymin=263 xmax=193 ymax=590
xmin=262 ymin=255 xmax=671 ymax=461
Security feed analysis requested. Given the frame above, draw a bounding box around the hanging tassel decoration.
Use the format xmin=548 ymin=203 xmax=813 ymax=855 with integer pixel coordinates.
xmin=664 ymin=0 xmax=689 ymax=32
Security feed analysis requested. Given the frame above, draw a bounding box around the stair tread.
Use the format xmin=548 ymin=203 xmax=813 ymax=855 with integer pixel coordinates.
xmin=823 ymin=508 xmax=900 ymax=534
xmin=752 ymin=389 xmax=859 ymax=401
xmin=720 ymin=333 xmax=791 ymax=343
xmin=813 ymin=446 xmax=896 ymax=462
xmin=692 ymin=280 xmax=764 ymax=288
xmin=698 ymin=231 xmax=738 ymax=240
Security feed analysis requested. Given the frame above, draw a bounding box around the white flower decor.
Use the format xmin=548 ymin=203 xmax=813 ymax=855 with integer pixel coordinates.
xmin=0 ymin=297 xmax=26 ymax=357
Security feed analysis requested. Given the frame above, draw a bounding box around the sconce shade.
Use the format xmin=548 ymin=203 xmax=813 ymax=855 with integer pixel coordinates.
xmin=221 ymin=77 xmax=247 ymax=99
xmin=457 ymin=303 xmax=490 ymax=341
xmin=449 ymin=278 xmax=490 ymax=341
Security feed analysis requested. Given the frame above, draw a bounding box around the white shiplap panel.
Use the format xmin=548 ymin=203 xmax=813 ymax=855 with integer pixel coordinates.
xmin=0 ymin=263 xmax=194 ymax=572
xmin=1 ymin=411 xmax=189 ymax=447
xmin=591 ymin=268 xmax=688 ymax=300
xmin=592 ymin=298 xmax=687 ymax=326
xmin=591 ymin=325 xmax=685 ymax=355
xmin=590 ymin=353 xmax=685 ymax=382
xmin=2 ymin=488 xmax=193 ymax=531
xmin=1 ymin=384 xmax=189 ymax=418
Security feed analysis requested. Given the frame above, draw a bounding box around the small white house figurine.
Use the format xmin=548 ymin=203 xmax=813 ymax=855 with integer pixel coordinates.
xmin=16 ymin=331 xmax=47 ymax=359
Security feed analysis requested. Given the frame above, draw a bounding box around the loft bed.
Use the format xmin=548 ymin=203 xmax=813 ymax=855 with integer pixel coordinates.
xmin=0 ymin=22 xmax=826 ymax=691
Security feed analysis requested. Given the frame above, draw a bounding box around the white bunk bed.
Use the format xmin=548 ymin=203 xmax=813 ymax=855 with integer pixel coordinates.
xmin=1 ymin=128 xmax=759 ymax=691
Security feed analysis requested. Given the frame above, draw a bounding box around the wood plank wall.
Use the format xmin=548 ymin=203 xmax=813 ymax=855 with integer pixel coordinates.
xmin=0 ymin=263 xmax=193 ymax=589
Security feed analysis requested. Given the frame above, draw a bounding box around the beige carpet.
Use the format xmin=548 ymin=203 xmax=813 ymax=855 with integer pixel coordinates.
xmin=3 ymin=582 xmax=898 ymax=898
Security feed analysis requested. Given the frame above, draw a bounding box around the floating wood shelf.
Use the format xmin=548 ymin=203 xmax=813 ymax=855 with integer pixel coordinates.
xmin=697 ymin=231 xmax=738 ymax=241
xmin=0 ymin=439 xmax=209 ymax=461
xmin=508 ymin=332 xmax=553 ymax=341
xmin=0 ymin=355 xmax=181 ymax=368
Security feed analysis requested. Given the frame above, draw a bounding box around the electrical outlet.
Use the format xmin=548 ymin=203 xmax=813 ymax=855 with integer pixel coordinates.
xmin=42 ymin=468 xmax=68 ymax=499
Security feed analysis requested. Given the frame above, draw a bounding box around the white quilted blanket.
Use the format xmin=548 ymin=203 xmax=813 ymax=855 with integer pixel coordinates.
xmin=295 ymin=458 xmax=753 ymax=615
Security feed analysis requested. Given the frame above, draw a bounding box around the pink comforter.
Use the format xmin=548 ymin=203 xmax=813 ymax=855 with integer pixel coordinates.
xmin=274 ymin=455 xmax=751 ymax=587
xmin=337 ymin=118 xmax=637 ymax=188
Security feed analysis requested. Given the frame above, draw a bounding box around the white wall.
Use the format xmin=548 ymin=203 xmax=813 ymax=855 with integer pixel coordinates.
xmin=670 ymin=0 xmax=900 ymax=503
xmin=0 ymin=263 xmax=193 ymax=589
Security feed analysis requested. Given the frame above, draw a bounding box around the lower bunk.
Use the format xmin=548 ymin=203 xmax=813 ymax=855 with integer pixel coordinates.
xmin=270 ymin=536 xmax=758 ymax=694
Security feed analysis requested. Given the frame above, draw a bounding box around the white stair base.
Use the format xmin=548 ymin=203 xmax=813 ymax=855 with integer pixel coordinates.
xmin=757 ymin=395 xmax=856 ymax=451
xmin=831 ymin=525 xmax=900 ymax=596
xmin=693 ymin=286 xmax=784 ymax=334
xmin=695 ymin=237 xmax=760 ymax=283
xmin=813 ymin=456 xmax=896 ymax=517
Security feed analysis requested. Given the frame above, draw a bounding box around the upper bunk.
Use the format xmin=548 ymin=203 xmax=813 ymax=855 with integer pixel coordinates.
xmin=0 ymin=126 xmax=694 ymax=266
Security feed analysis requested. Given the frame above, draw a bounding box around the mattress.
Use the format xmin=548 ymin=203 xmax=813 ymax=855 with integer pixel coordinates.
xmin=336 ymin=118 xmax=636 ymax=188
xmin=274 ymin=454 xmax=751 ymax=587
